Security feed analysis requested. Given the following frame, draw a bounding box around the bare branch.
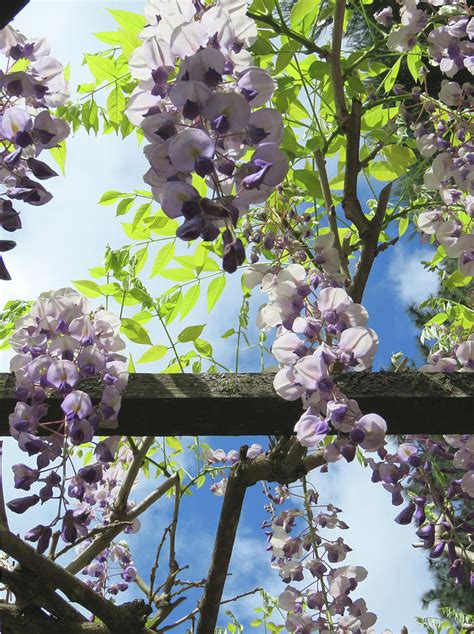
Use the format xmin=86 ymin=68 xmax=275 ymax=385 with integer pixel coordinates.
xmin=330 ymin=0 xmax=348 ymax=121
xmin=115 ymin=437 xmax=155 ymax=514
xmin=0 ymin=566 xmax=85 ymax=624
xmin=0 ymin=525 xmax=151 ymax=632
xmin=196 ymin=461 xmax=247 ymax=634
xmin=314 ymin=150 xmax=351 ymax=282
xmin=348 ymin=182 xmax=393 ymax=303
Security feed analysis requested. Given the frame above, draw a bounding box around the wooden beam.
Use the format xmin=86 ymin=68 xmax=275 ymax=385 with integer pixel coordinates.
xmin=0 ymin=0 xmax=30 ymax=30
xmin=0 ymin=372 xmax=472 ymax=436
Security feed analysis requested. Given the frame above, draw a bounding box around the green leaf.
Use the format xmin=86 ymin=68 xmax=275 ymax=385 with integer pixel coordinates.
xmin=85 ymin=54 xmax=117 ymax=82
xmin=133 ymin=247 xmax=148 ymax=275
xmin=191 ymin=173 xmax=208 ymax=197
xmin=99 ymin=190 xmax=127 ymax=205
xmin=370 ymin=161 xmax=402 ymax=181
xmin=160 ymin=268 xmax=196 ymax=282
xmin=73 ymin=279 xmax=102 ymax=298
xmin=116 ymin=197 xmax=134 ymax=216
xmin=128 ymin=354 xmax=136 ymax=373
xmin=293 ymin=169 xmax=322 ymax=198
xmin=445 ymin=270 xmax=472 ymax=288
xmin=49 ymin=141 xmax=66 ymax=175
xmin=207 ymin=276 xmax=226 ymax=312
xmin=194 ymin=338 xmax=213 ymax=356
xmin=290 ymin=0 xmax=320 ymax=35
xmin=425 ymin=312 xmax=447 ymax=326
xmin=107 ymin=86 xmax=126 ymax=125
xmin=221 ymin=328 xmax=236 ymax=339
xmin=150 ymin=242 xmax=176 ymax=278
xmin=275 ymin=40 xmax=295 ymax=73
xmin=383 ymin=57 xmax=401 ymax=93
xmin=177 ymin=324 xmax=205 ymax=343
xmin=94 ymin=31 xmax=122 ymax=45
xmin=180 ymin=284 xmax=200 ymax=319
xmin=107 ymin=9 xmax=146 ymax=34
xmin=165 ymin=436 xmax=183 ymax=454
xmin=120 ymin=318 xmax=152 ymax=345
xmin=250 ymin=621 xmax=263 ymax=628
xmin=382 ymin=144 xmax=416 ymax=169
xmin=138 ymin=345 xmax=168 ymax=363
xmin=89 ymin=266 xmax=106 ymax=279
xmin=407 ymin=44 xmax=423 ymax=83
xmin=398 ymin=215 xmax=409 ymax=237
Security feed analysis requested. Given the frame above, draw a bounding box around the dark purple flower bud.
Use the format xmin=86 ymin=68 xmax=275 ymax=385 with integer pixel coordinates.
xmin=12 ymin=464 xmax=39 ymax=490
xmin=181 ymin=198 xmax=201 ymax=219
xmin=340 ymin=443 xmax=356 ymax=463
xmin=26 ymin=158 xmax=58 ymax=180
xmin=177 ymin=216 xmax=204 ymax=241
xmin=0 ymin=240 xmax=16 ymax=252
xmin=39 ymin=483 xmax=53 ymax=502
xmin=195 ymin=156 xmax=214 ymax=177
xmin=241 ymin=87 xmax=258 ymax=102
xmin=204 ymin=67 xmax=222 ymax=88
xmin=448 ymin=559 xmax=464 ymax=584
xmin=7 ymin=494 xmax=40 ymax=514
xmin=78 ymin=463 xmax=103 ymax=485
xmin=414 ymin=499 xmax=426 ymax=526
xmin=391 ymin=487 xmax=404 ymax=506
xmin=182 ymin=99 xmax=200 ymax=120
xmin=447 ymin=540 xmax=456 ymax=564
xmin=25 ymin=524 xmax=52 ymax=554
xmin=222 ymin=237 xmax=245 ymax=273
xmin=211 ymin=114 xmax=229 ymax=134
xmin=201 ymin=222 xmax=219 ymax=242
xmin=416 ymin=523 xmax=435 ymax=548
xmin=350 ymin=427 xmax=365 ymax=444
xmin=394 ymin=503 xmax=415 ymax=525
xmin=429 ymin=541 xmax=445 ymax=558
xmin=263 ymin=235 xmax=275 ymax=250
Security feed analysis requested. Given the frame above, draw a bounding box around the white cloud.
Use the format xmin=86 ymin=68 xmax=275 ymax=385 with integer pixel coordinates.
xmin=387 ymin=245 xmax=439 ymax=305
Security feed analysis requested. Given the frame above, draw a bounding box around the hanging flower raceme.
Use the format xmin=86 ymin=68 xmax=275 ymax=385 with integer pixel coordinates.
xmin=245 ymin=244 xmax=386 ymax=464
xmin=6 ymin=288 xmax=130 ymax=554
xmin=379 ymin=1 xmax=474 ymax=278
xmin=264 ymin=498 xmax=377 ymax=632
xmin=125 ymin=0 xmax=288 ymax=273
xmin=0 ymin=25 xmax=71 ymax=280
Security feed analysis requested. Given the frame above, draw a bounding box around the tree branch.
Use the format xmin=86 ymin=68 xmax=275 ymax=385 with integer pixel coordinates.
xmin=246 ymin=10 xmax=328 ymax=58
xmin=348 ymin=182 xmax=392 ymax=303
xmin=0 ymin=566 xmax=85 ymax=624
xmin=196 ymin=459 xmax=248 ymax=634
xmin=0 ymin=525 xmax=151 ymax=632
xmin=314 ymin=150 xmax=351 ymax=282
xmin=330 ymin=0 xmax=348 ymax=121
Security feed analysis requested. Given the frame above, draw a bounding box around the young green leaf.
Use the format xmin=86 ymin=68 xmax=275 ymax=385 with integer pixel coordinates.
xmin=177 ymin=324 xmax=205 ymax=343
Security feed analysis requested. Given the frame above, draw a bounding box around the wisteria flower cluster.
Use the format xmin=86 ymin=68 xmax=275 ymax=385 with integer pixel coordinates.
xmin=265 ymin=499 xmax=377 ymax=632
xmin=379 ymin=1 xmax=474 ymax=278
xmin=6 ymin=288 xmax=130 ymax=554
xmin=420 ymin=332 xmax=473 ymax=372
xmin=0 ymin=25 xmax=70 ymax=280
xmin=245 ymin=251 xmax=386 ymax=463
xmin=365 ymin=433 xmax=473 ymax=588
xmin=125 ymin=0 xmax=288 ymax=272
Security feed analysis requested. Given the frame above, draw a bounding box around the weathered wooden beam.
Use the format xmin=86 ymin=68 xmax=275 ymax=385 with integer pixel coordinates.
xmin=0 ymin=0 xmax=30 ymax=30
xmin=0 ymin=372 xmax=472 ymax=436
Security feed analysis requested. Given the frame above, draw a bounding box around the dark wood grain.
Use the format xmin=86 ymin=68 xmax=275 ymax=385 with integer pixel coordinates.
xmin=1 ymin=372 xmax=472 ymax=436
xmin=0 ymin=0 xmax=30 ymax=29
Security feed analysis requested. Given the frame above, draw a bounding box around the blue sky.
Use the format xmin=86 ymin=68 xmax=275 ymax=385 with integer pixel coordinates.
xmin=0 ymin=1 xmax=443 ymax=631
